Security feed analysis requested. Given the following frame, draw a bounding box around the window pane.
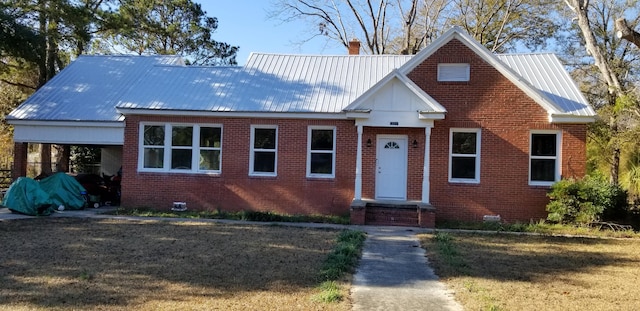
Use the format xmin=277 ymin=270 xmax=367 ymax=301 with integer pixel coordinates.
xmin=201 ymin=127 xmax=221 ymax=147
xmin=531 ymin=159 xmax=556 ymax=181
xmin=452 ymin=132 xmax=476 ymax=154
xmin=532 ymin=134 xmax=556 ymax=156
xmin=311 ymin=130 xmax=334 ymax=150
xmin=171 ymin=149 xmax=192 ymax=169
xmin=310 ymin=153 xmax=333 ymax=174
xmin=451 ymin=157 xmax=476 ymax=179
xmin=144 ymin=125 xmax=164 ymax=146
xmin=254 ymin=151 xmax=275 ymax=173
xmin=172 ymin=126 xmax=193 ymax=146
xmin=143 ymin=148 xmax=164 ymax=168
xmin=254 ymin=128 xmax=276 ymax=149
xmin=199 ymin=150 xmax=220 ymax=170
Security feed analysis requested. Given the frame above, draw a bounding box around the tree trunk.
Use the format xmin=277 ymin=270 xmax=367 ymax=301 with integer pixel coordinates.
xmin=566 ymin=0 xmax=622 ymax=96
xmin=40 ymin=143 xmax=52 ymax=176
xmin=55 ymin=145 xmax=70 ymax=172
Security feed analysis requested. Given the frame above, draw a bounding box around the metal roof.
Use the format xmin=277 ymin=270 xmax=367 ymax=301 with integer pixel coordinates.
xmin=10 ymin=49 xmax=595 ymax=123
xmin=496 ymin=53 xmax=596 ymax=117
xmin=117 ymin=53 xmax=413 ymax=114
xmin=117 ymin=52 xmax=594 ymax=118
xmin=7 ymin=55 xmax=184 ymax=122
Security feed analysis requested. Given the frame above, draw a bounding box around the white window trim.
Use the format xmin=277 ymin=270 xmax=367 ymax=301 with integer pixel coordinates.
xmin=307 ymin=126 xmax=336 ymax=178
xmin=529 ymin=130 xmax=562 ymax=186
xmin=448 ymin=128 xmax=481 ymax=184
xmin=138 ymin=123 xmax=223 ymax=174
xmin=437 ymin=63 xmax=470 ymax=82
xmin=249 ymin=125 xmax=278 ymax=176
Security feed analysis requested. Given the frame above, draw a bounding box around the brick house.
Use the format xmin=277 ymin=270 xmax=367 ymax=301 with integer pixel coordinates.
xmin=8 ymin=28 xmax=595 ymax=227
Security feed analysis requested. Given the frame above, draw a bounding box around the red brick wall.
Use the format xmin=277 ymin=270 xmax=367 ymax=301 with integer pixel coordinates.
xmin=119 ymin=38 xmax=588 ymax=222
xmin=407 ymin=39 xmax=587 ymax=223
xmin=121 ymin=116 xmax=357 ymax=215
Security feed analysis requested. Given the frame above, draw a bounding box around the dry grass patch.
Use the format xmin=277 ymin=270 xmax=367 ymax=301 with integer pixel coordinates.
xmin=420 ymin=232 xmax=640 ymax=311
xmin=0 ymin=218 xmax=351 ymax=310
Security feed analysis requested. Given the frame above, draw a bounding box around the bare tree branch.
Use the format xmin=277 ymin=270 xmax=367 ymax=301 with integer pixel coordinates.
xmin=616 ymin=18 xmax=640 ymax=49
xmin=0 ymin=78 xmax=36 ymax=90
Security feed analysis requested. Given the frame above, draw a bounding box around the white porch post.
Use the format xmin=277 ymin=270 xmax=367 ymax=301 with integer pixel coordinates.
xmin=422 ymin=126 xmax=432 ymax=204
xmin=354 ymin=125 xmax=363 ymax=201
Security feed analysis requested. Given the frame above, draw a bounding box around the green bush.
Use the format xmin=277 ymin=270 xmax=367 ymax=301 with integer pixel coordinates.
xmin=546 ymin=175 xmax=628 ymax=224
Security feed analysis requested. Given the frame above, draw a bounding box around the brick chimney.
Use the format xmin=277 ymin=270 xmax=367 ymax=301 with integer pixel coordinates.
xmin=348 ymin=39 xmax=360 ymax=55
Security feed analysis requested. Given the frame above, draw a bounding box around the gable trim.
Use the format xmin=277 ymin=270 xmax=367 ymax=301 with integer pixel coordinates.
xmin=398 ymin=27 xmax=568 ymax=119
xmin=343 ymin=69 xmax=447 ymax=115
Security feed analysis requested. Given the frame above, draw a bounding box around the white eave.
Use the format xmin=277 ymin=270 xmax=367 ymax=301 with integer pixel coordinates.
xmin=10 ymin=120 xmax=124 ymax=145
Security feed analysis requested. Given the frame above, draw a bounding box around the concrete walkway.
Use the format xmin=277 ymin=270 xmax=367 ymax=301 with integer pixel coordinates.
xmin=352 ymin=226 xmax=463 ymax=311
xmin=0 ymin=207 xmax=463 ymax=310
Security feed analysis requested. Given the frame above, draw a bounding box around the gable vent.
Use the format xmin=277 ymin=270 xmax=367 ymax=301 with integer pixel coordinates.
xmin=437 ymin=63 xmax=470 ymax=82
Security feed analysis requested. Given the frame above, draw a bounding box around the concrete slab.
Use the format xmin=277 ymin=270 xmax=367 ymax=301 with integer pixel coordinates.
xmin=352 ymin=226 xmax=463 ymax=311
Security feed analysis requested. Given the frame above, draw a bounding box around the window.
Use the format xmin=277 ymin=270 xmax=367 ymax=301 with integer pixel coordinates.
xmin=140 ymin=123 xmax=222 ymax=173
xmin=250 ymin=125 xmax=277 ymax=176
xmin=449 ymin=129 xmax=481 ymax=183
xmin=437 ymin=63 xmax=470 ymax=82
xmin=307 ymin=126 xmax=336 ymax=178
xmin=530 ymin=131 xmax=561 ymax=185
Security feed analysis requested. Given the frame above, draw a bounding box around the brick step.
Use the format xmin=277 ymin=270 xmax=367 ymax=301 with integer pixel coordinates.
xmin=365 ymin=204 xmax=419 ymax=226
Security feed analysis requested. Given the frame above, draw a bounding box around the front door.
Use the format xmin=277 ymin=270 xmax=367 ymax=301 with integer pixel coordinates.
xmin=375 ymin=135 xmax=408 ymax=200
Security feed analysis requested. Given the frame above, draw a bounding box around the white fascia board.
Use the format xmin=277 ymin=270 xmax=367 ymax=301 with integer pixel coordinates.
xmin=549 ymin=114 xmax=597 ymax=124
xmin=13 ymin=122 xmax=124 ymax=145
xmin=419 ymin=111 xmax=446 ymax=120
xmin=345 ymin=111 xmax=371 ymax=119
xmin=116 ymin=108 xmax=349 ymax=120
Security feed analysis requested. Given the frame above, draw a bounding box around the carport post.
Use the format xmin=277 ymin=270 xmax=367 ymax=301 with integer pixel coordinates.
xmin=12 ymin=142 xmax=28 ymax=180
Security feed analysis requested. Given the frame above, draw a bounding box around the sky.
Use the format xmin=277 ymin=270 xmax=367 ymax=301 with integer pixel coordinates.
xmin=203 ymin=1 xmax=346 ymax=65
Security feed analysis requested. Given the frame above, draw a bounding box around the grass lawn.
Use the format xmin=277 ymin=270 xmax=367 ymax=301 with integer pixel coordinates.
xmin=419 ymin=232 xmax=640 ymax=311
xmin=0 ymin=218 xmax=351 ymax=311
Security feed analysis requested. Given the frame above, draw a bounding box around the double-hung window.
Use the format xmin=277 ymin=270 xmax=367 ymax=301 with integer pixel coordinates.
xmin=140 ymin=124 xmax=222 ymax=173
xmin=250 ymin=125 xmax=277 ymax=176
xmin=530 ymin=131 xmax=560 ymax=185
xmin=307 ymin=126 xmax=336 ymax=178
xmin=449 ymin=128 xmax=481 ymax=183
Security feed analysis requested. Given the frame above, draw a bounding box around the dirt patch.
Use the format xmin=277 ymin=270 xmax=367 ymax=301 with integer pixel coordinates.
xmin=0 ymin=218 xmax=350 ymax=310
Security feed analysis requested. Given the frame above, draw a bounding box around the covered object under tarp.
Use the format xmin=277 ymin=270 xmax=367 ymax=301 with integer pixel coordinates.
xmin=1 ymin=177 xmax=55 ymax=216
xmin=39 ymin=172 xmax=87 ymax=210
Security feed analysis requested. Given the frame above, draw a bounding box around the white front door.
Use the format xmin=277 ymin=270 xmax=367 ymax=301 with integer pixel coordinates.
xmin=375 ymin=135 xmax=408 ymax=200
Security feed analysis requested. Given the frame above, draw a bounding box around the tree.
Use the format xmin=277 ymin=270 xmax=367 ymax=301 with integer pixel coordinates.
xmin=103 ymin=0 xmax=238 ymax=65
xmin=2 ymin=0 xmax=239 ymax=175
xmin=271 ymin=0 xmax=453 ymax=54
xmin=447 ymin=0 xmax=562 ymax=53
xmin=271 ymin=0 xmax=562 ymax=54
xmin=562 ymin=0 xmax=640 ymax=185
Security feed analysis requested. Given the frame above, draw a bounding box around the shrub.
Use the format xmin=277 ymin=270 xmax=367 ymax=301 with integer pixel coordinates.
xmin=546 ymin=175 xmax=628 ymax=224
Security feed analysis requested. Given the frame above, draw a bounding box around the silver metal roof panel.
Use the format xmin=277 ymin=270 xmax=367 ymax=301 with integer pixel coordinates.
xmin=8 ymin=55 xmax=184 ymax=122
